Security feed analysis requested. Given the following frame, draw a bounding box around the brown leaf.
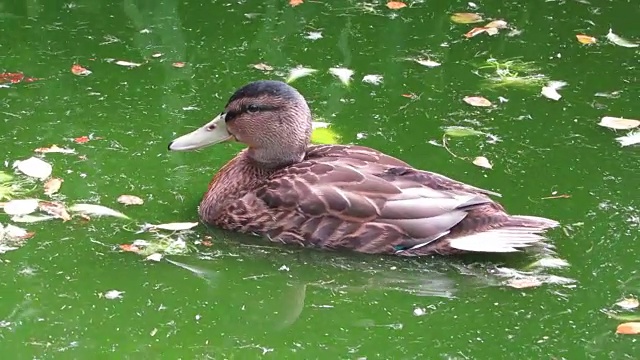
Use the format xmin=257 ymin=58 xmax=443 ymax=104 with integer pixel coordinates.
xmin=172 ymin=62 xmax=186 ymax=68
xmin=117 ymin=195 xmax=144 ymax=206
xmin=463 ymin=96 xmax=492 ymax=107
xmin=289 ymin=0 xmax=303 ymax=6
xmin=576 ymin=34 xmax=597 ymax=45
xmin=119 ymin=244 xmax=141 ymax=253
xmin=464 ymin=27 xmax=488 ymax=38
xmin=616 ymin=322 xmax=640 ymax=335
xmin=450 ymin=13 xmax=483 ymax=24
xmin=44 ymin=178 xmax=63 ymax=196
xmin=386 ymin=1 xmax=407 ymax=9
xmin=38 ymin=201 xmax=72 ymax=222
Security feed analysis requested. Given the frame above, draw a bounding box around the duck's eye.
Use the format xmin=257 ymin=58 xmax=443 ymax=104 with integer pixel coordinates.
xmin=246 ymin=104 xmax=260 ymax=113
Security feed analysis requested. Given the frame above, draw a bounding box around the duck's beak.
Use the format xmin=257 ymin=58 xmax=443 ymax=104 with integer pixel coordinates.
xmin=168 ymin=113 xmax=233 ymax=151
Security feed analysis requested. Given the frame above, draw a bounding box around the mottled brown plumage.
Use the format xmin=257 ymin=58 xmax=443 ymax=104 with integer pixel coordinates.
xmin=169 ymin=80 xmax=559 ymax=256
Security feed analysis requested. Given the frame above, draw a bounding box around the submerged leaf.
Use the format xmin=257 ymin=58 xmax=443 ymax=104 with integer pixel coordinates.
xmin=450 ymin=13 xmax=483 ymax=24
xmin=606 ymin=29 xmax=639 ymax=48
xmin=115 ymin=60 xmax=143 ymax=67
xmin=463 ymin=96 xmax=492 ymax=107
xmin=616 ymin=322 xmax=640 ymax=335
xmin=3 ymin=199 xmax=39 ymax=216
xmin=505 ymin=277 xmax=543 ymax=289
xmin=443 ymin=126 xmax=484 ymax=137
xmin=329 ymin=67 xmax=354 ymax=86
xmin=598 ymin=117 xmax=640 ymax=130
xmin=172 ymin=62 xmax=186 ymax=68
xmin=252 ymin=63 xmax=273 ymax=71
xmin=13 ymin=157 xmax=52 ymax=180
xmin=69 ymin=203 xmax=130 ymax=219
xmin=472 ymin=156 xmax=493 ymax=169
xmin=541 ymin=81 xmax=567 ymax=101
xmin=362 ymin=74 xmax=383 ymax=85
xmin=145 ymin=253 xmax=163 ymax=262
xmin=616 ymin=131 xmax=640 ymax=147
xmin=11 ymin=214 xmax=56 ymax=223
xmin=528 ymin=257 xmax=570 ymax=269
xmin=411 ymin=58 xmax=441 ymax=68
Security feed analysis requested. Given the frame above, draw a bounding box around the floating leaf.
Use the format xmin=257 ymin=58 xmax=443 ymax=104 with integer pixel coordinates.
xmin=616 ymin=131 xmax=640 ymax=147
xmin=71 ymin=64 xmax=92 ymax=76
xmin=616 ymin=298 xmax=640 ymax=310
xmin=285 ymin=66 xmax=317 ymax=83
xmin=172 ymin=62 xmax=186 ymax=68
xmin=505 ymin=277 xmax=543 ymax=289
xmin=289 ymin=0 xmax=303 ymax=6
xmin=11 ymin=214 xmax=56 ymax=223
xmin=69 ymin=203 xmax=130 ymax=219
xmin=3 ymin=199 xmax=39 ymax=216
xmin=103 ymin=290 xmax=124 ymax=299
xmin=362 ymin=74 xmax=383 ymax=85
xmin=443 ymin=126 xmax=484 ymax=137
xmin=450 ymin=13 xmax=483 ymax=24
xmin=304 ymin=31 xmax=323 ymax=40
xmin=120 ymin=244 xmax=141 ymax=253
xmin=151 ymin=53 xmax=163 ymax=58
xmin=3 ymin=224 xmax=34 ymax=240
xmin=386 ymin=1 xmax=407 ymax=9
xmin=34 ymin=145 xmax=76 ymax=154
xmin=541 ymin=81 xmax=567 ymax=101
xmin=472 ymin=156 xmax=493 ymax=169
xmin=252 ymin=63 xmax=273 ymax=71
xmin=148 ymin=222 xmax=199 ymax=231
xmin=576 ymin=34 xmax=597 ymax=44
xmin=38 ymin=201 xmax=72 ymax=221
xmin=412 ymin=58 xmax=441 ymax=68
xmin=616 ymin=322 xmax=640 ymax=335
xmin=528 ymin=257 xmax=570 ymax=269
xmin=464 ymin=27 xmax=488 ymax=38
xmin=74 ymin=136 xmax=90 ymax=144
xmin=598 ymin=117 xmax=640 ymax=130
xmin=115 ymin=60 xmax=143 ymax=67
xmin=485 ymin=27 xmax=499 ymax=36
xmin=44 ymin=178 xmax=63 ymax=196
xmin=145 ymin=253 xmax=163 ymax=262
xmin=13 ymin=157 xmax=52 ymax=180
xmin=485 ymin=20 xmax=508 ymax=29
xmin=606 ymin=29 xmax=639 ymax=48
xmin=463 ymin=96 xmax=492 ymax=107
xmin=329 ymin=67 xmax=354 ymax=86
xmin=117 ymin=195 xmax=144 ymax=206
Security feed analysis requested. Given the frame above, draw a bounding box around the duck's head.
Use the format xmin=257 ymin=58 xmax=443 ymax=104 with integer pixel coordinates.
xmin=168 ymin=80 xmax=312 ymax=168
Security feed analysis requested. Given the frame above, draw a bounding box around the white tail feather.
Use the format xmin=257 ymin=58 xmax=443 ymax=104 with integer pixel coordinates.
xmin=448 ymin=228 xmax=549 ymax=253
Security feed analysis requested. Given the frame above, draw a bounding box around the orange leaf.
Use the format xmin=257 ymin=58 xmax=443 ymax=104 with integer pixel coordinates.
xmin=119 ymin=244 xmax=141 ymax=253
xmin=172 ymin=62 xmax=186 ymax=68
xmin=576 ymin=34 xmax=597 ymax=45
xmin=71 ymin=64 xmax=91 ymax=76
xmin=464 ymin=27 xmax=488 ymax=38
xmin=386 ymin=1 xmax=406 ymax=9
xmin=289 ymin=0 xmax=303 ymax=6
xmin=616 ymin=322 xmax=640 ymax=335
xmin=74 ymin=136 xmax=90 ymax=144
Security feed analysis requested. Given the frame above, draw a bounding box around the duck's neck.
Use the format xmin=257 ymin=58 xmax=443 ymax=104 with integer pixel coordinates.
xmin=198 ymin=150 xmax=273 ymax=224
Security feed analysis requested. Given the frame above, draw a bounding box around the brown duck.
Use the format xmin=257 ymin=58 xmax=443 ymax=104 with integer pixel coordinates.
xmin=168 ymin=80 xmax=559 ymax=256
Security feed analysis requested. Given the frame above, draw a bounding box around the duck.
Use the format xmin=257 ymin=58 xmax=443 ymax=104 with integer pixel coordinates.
xmin=168 ymin=80 xmax=559 ymax=256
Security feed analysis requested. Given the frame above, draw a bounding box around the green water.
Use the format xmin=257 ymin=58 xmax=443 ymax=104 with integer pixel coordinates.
xmin=1 ymin=0 xmax=639 ymax=358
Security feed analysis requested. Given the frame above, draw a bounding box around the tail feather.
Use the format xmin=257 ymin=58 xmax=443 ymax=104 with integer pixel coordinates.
xmin=448 ymin=215 xmax=559 ymax=253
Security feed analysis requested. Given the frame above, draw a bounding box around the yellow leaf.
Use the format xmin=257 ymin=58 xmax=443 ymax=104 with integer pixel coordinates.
xmin=450 ymin=13 xmax=483 ymax=24
xmin=616 ymin=322 xmax=640 ymax=335
xmin=576 ymin=34 xmax=597 ymax=44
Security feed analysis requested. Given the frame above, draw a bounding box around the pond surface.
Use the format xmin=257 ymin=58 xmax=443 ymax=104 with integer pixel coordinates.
xmin=1 ymin=0 xmax=639 ymax=358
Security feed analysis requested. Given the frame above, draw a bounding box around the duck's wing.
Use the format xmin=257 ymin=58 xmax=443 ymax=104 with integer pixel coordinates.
xmin=245 ymin=154 xmax=498 ymax=254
